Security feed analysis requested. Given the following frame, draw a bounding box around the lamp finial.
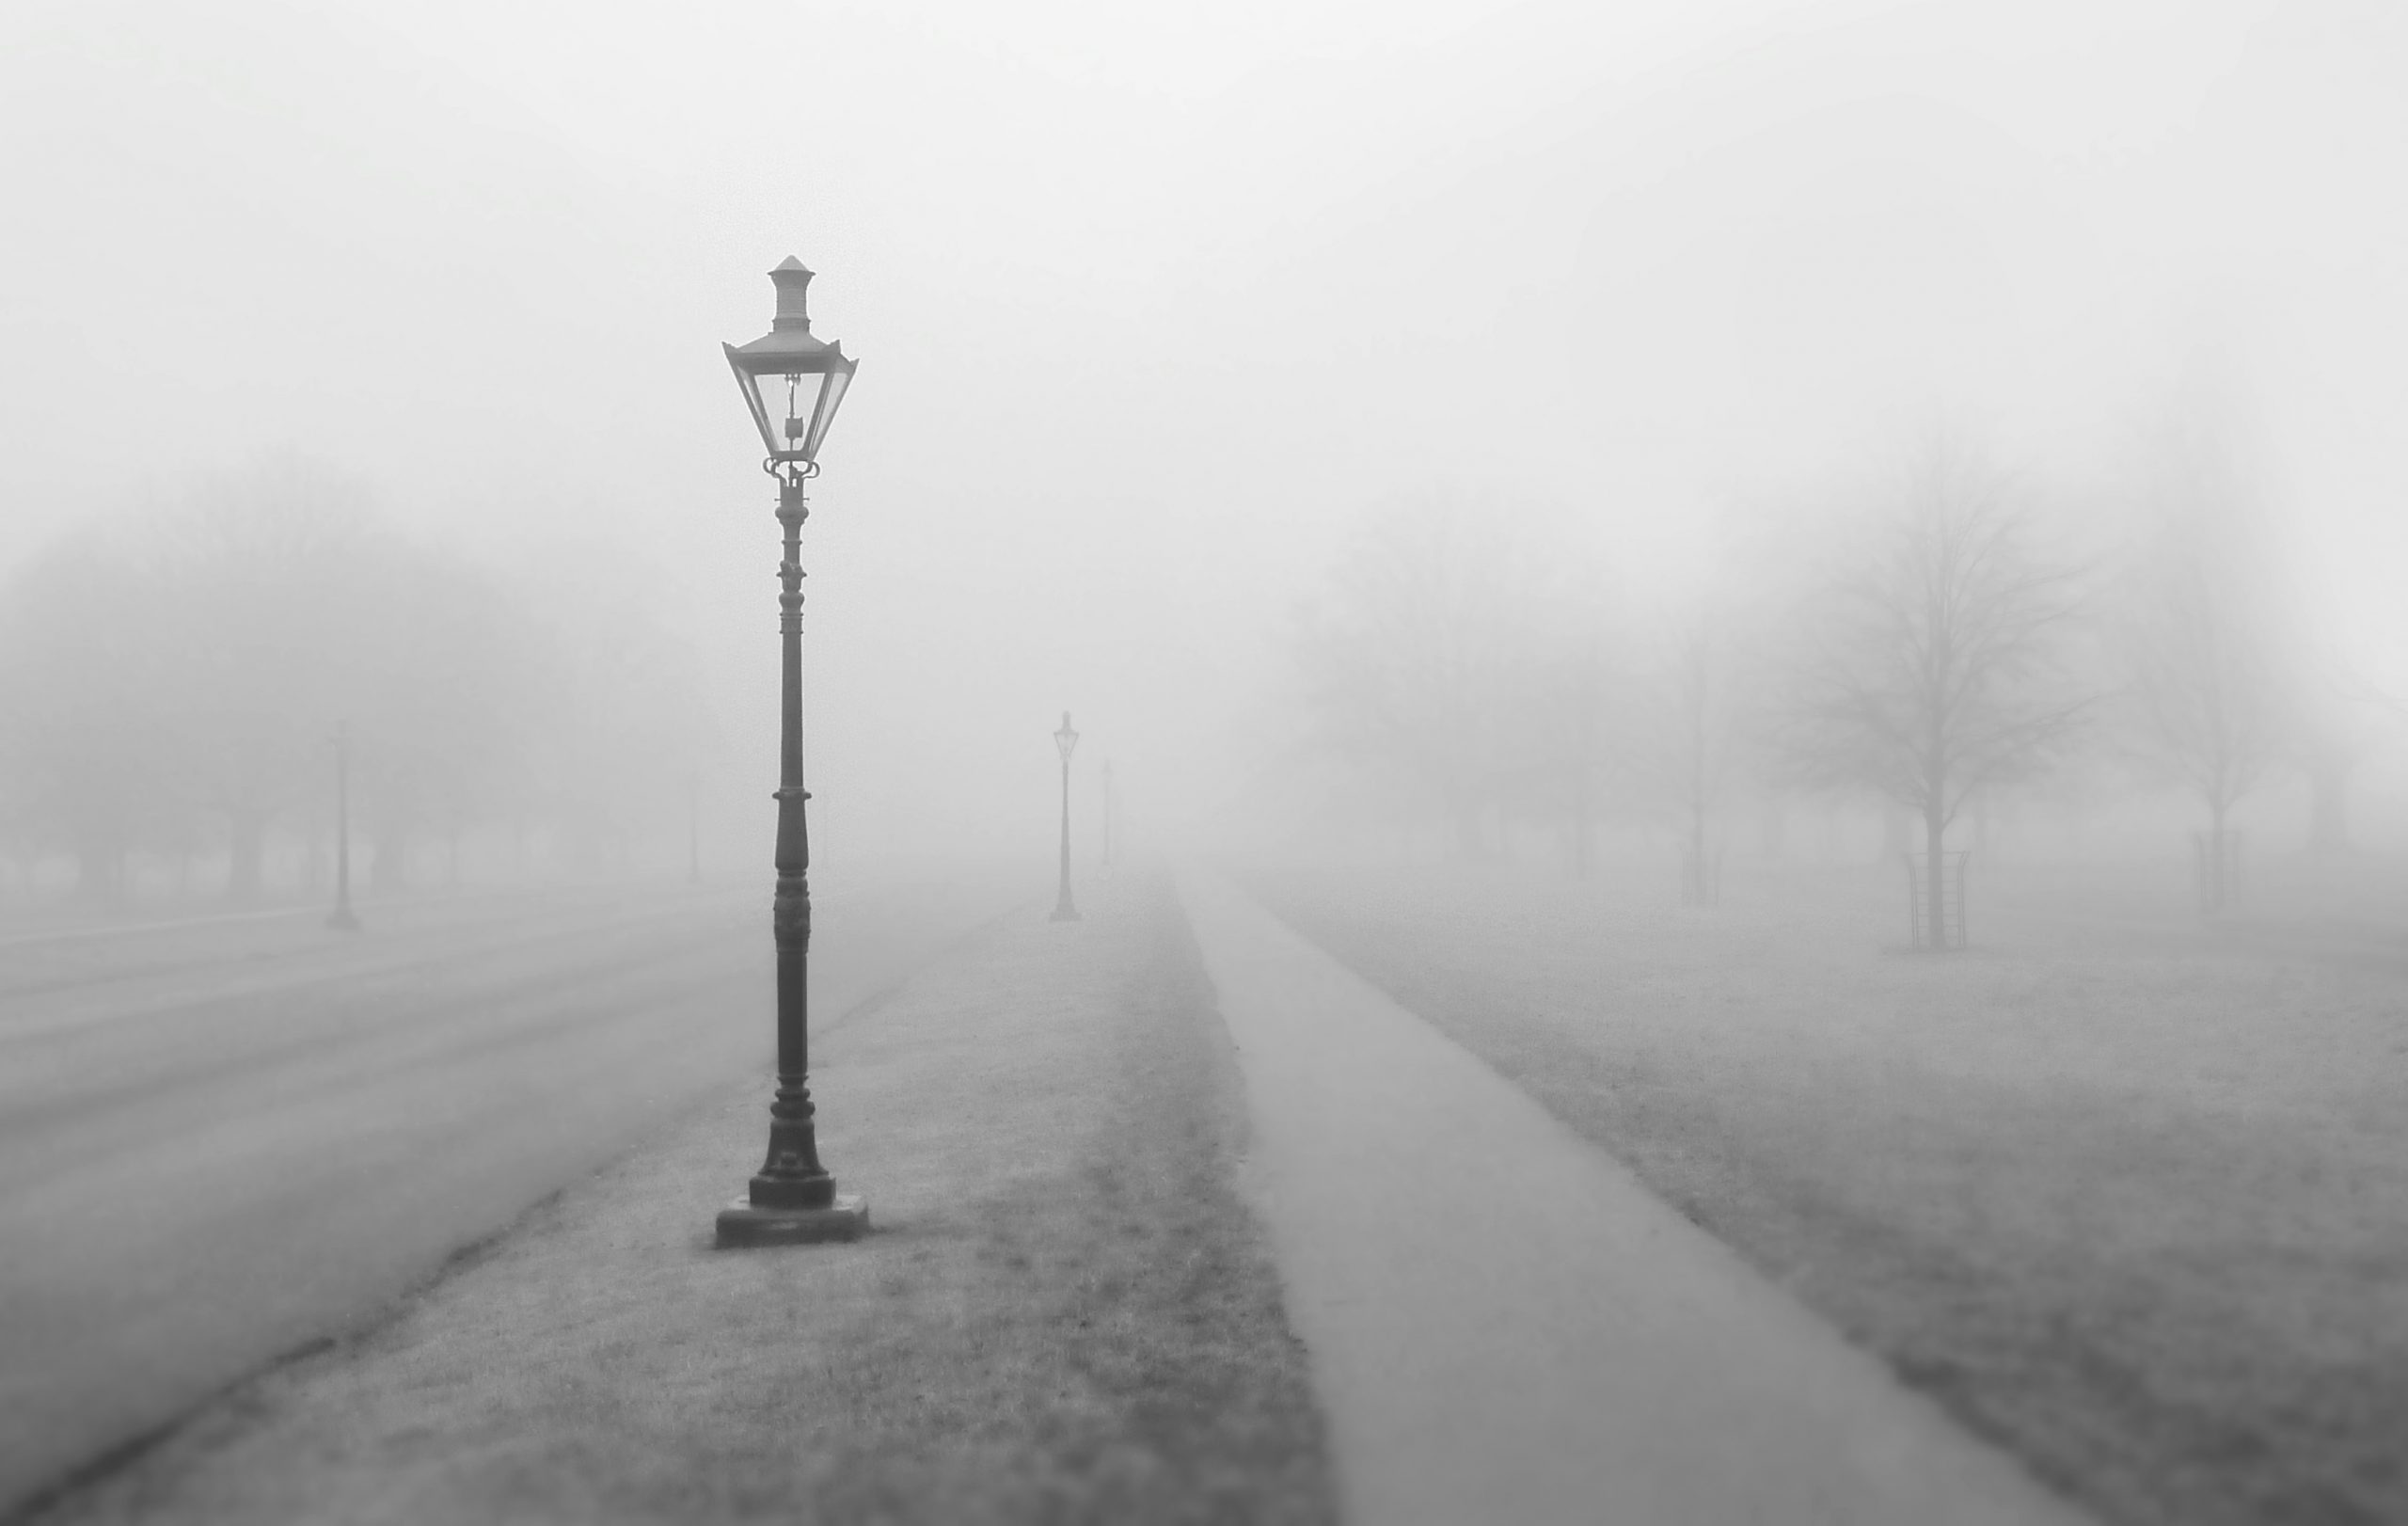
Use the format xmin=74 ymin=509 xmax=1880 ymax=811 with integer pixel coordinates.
xmin=769 ymin=257 xmax=815 ymax=332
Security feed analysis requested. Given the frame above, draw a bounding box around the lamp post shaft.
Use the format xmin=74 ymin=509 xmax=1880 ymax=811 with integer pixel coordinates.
xmin=688 ymin=771 xmax=702 ymax=884
xmin=327 ymin=722 xmax=359 ymax=931
xmin=751 ymin=471 xmax=833 ymax=1209
xmin=1052 ymin=742 xmax=1079 ymax=921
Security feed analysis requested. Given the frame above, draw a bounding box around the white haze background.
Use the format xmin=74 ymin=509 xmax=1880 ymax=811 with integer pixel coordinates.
xmin=3 ymin=0 xmax=2403 ymax=863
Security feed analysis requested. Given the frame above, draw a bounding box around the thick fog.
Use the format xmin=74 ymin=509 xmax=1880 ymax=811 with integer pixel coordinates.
xmin=4 ymin=0 xmax=2406 ymax=882
xmin=0 ymin=0 xmax=2398 ymax=890
xmin=16 ymin=8 xmax=2408 ymax=1524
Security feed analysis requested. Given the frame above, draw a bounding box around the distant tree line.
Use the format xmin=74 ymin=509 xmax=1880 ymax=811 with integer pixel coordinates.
xmin=0 ymin=456 xmax=723 ymax=908
xmin=1291 ymin=405 xmax=2384 ymax=946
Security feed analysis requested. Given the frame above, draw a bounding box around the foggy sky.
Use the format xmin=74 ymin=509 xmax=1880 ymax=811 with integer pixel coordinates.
xmin=4 ymin=0 xmax=2403 ymax=861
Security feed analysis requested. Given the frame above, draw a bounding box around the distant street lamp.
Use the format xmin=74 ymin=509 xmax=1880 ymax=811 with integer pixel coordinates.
xmin=326 ymin=721 xmax=360 ymax=932
xmin=687 ymin=770 xmax=702 ymax=885
xmin=1053 ymin=712 xmax=1081 ymax=921
xmin=714 ymin=256 xmax=865 ymax=1248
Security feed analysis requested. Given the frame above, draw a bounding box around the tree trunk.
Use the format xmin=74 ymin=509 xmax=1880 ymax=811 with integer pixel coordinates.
xmin=2207 ymin=799 xmax=2227 ymax=915
xmin=1925 ymin=803 xmax=1949 ymax=951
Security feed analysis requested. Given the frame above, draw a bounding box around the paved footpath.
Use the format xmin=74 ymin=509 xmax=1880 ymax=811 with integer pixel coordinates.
xmin=1179 ymin=870 xmax=2092 ymax=1526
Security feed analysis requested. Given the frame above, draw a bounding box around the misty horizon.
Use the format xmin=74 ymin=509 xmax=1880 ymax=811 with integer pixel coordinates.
xmin=5 ymin=8 xmax=2407 ymax=1525
xmin=6 ymin=1 xmax=2406 ymax=882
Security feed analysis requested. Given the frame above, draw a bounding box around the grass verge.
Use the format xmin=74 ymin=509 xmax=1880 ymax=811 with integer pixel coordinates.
xmin=36 ymin=867 xmax=1336 ymax=1526
xmin=1240 ymin=855 xmax=2408 ymax=1526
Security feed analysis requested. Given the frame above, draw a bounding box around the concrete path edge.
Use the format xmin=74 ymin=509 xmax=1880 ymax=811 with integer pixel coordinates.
xmin=1176 ymin=867 xmax=2090 ymax=1526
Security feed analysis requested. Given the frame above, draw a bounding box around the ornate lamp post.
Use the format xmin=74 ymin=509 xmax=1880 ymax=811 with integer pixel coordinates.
xmin=326 ymin=721 xmax=360 ymax=932
xmin=714 ymin=256 xmax=866 ymax=1248
xmin=1052 ymin=712 xmax=1081 ymax=921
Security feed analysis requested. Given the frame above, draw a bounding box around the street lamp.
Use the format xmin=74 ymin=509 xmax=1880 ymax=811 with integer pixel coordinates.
xmin=1053 ymin=712 xmax=1081 ymax=922
xmin=326 ymin=721 xmax=360 ymax=932
xmin=686 ymin=770 xmax=702 ymax=885
xmin=1101 ymin=758 xmax=1114 ymax=877
xmin=714 ymin=256 xmax=865 ymax=1248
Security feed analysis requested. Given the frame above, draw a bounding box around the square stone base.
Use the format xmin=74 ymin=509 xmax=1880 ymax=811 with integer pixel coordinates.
xmin=715 ymin=1192 xmax=869 ymax=1248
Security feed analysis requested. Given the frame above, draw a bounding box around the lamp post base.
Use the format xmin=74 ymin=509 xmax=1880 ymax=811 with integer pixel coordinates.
xmin=1051 ymin=902 xmax=1081 ymax=922
xmin=715 ymin=1192 xmax=868 ymax=1248
xmin=326 ymin=907 xmax=361 ymax=932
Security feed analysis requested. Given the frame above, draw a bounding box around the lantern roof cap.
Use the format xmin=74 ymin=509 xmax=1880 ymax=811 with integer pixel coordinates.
xmin=727 ymin=252 xmax=849 ymax=374
xmin=728 ymin=254 xmax=850 ymax=362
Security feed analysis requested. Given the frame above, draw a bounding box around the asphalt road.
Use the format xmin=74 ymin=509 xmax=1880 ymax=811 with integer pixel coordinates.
xmin=0 ymin=872 xmax=1027 ymax=1518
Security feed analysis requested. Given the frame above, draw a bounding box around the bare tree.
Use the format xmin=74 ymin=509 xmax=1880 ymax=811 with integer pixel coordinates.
xmin=350 ymin=538 xmax=549 ymax=891
xmin=1294 ymin=492 xmax=1576 ymax=860
xmin=1496 ymin=604 xmax=1623 ymax=877
xmin=1782 ymin=440 xmax=2086 ymax=948
xmin=2289 ymin=655 xmax=2392 ymax=856
xmin=0 ymin=529 xmax=177 ymax=905
xmin=152 ymin=457 xmax=378 ymax=900
xmin=1624 ymin=513 xmax=1800 ymax=901
xmin=1626 ymin=604 xmax=1751 ymax=903
xmin=2114 ymin=423 xmax=2289 ymax=912
xmin=1552 ymin=632 xmax=1616 ymax=878
xmin=0 ymin=457 xmax=564 ymax=908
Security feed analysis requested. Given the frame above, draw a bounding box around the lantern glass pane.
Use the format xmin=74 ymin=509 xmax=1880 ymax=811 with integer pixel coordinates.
xmin=807 ymin=367 xmax=852 ymax=460
xmin=726 ymin=349 xmax=775 ymax=456
xmin=739 ymin=367 xmax=848 ymax=462
xmin=754 ymin=372 xmax=815 ymax=456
